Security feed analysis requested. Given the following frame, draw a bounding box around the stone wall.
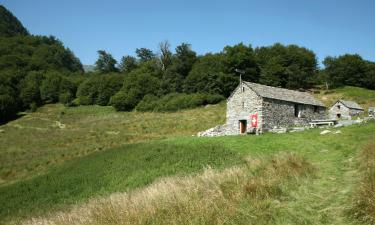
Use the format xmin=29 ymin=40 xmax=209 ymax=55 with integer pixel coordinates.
xmin=329 ymin=102 xmax=364 ymax=119
xmin=262 ymin=98 xmax=326 ymax=131
xmin=329 ymin=102 xmax=350 ymax=119
xmin=225 ymin=84 xmax=263 ymax=135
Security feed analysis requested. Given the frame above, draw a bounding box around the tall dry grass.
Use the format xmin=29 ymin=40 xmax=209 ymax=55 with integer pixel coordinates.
xmin=351 ymin=142 xmax=375 ymax=224
xmin=23 ymin=152 xmax=315 ymax=225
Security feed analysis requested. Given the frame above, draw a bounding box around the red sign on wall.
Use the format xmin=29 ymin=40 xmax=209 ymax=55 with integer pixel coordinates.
xmin=250 ymin=113 xmax=258 ymax=128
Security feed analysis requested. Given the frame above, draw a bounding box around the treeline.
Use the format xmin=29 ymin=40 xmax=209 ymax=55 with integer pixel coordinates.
xmin=1 ymin=5 xmax=375 ymax=122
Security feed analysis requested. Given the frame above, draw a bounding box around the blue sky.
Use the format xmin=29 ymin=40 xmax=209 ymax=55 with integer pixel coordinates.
xmin=2 ymin=0 xmax=375 ymax=66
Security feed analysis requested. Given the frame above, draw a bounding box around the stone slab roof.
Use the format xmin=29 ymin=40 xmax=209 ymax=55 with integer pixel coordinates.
xmin=338 ymin=100 xmax=364 ymax=110
xmin=243 ymin=82 xmax=325 ymax=107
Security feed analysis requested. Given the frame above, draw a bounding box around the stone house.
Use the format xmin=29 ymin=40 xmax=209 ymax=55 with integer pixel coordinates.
xmin=369 ymin=107 xmax=375 ymax=117
xmin=329 ymin=100 xmax=364 ymax=120
xmin=198 ymin=82 xmax=326 ymax=136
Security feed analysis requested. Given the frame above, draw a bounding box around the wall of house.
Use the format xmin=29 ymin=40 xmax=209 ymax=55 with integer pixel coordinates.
xmin=225 ymin=84 xmax=263 ymax=135
xmin=349 ymin=109 xmax=364 ymax=118
xmin=329 ymin=102 xmax=350 ymax=119
xmin=262 ymin=98 xmax=326 ymax=130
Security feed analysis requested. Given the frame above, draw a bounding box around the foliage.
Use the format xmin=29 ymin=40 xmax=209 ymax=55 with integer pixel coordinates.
xmin=94 ymin=50 xmax=118 ymax=73
xmin=135 ymin=93 xmax=225 ymax=112
xmin=323 ymin=54 xmax=375 ymax=89
xmin=255 ymin=43 xmax=317 ymax=89
xmin=184 ymin=53 xmax=238 ymax=97
xmin=110 ymin=63 xmax=161 ymax=111
xmin=159 ymin=43 xmax=197 ymax=95
xmin=135 ymin=48 xmax=155 ymax=62
xmin=118 ymin=55 xmax=137 ymax=73
xmin=40 ymin=71 xmax=76 ymax=103
xmin=77 ymin=74 xmax=124 ymax=106
xmin=0 ymin=6 xmax=83 ymax=121
xmin=0 ymin=5 xmax=29 ymax=37
xmin=19 ymin=71 xmax=44 ymax=107
xmin=222 ymin=43 xmax=259 ymax=82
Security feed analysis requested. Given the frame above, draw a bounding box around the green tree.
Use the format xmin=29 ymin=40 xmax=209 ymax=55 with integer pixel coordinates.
xmin=135 ymin=48 xmax=155 ymax=62
xmin=0 ymin=5 xmax=29 ymax=37
xmin=159 ymin=43 xmax=197 ymax=95
xmin=19 ymin=71 xmax=44 ymax=108
xmin=222 ymin=43 xmax=259 ymax=82
xmin=119 ymin=55 xmax=137 ymax=73
xmin=183 ymin=53 xmax=237 ymax=97
xmin=95 ymin=50 xmax=118 ymax=73
xmin=323 ymin=54 xmax=370 ymax=88
xmin=255 ymin=43 xmax=317 ymax=89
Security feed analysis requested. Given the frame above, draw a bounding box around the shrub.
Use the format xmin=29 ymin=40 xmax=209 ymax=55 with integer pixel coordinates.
xmin=110 ymin=89 xmax=140 ymax=111
xmin=77 ymin=74 xmax=124 ymax=106
xmin=135 ymin=93 xmax=225 ymax=112
xmin=59 ymin=92 xmax=74 ymax=105
xmin=19 ymin=72 xmax=43 ymax=108
xmin=135 ymin=95 xmax=160 ymax=112
xmin=40 ymin=72 xmax=77 ymax=104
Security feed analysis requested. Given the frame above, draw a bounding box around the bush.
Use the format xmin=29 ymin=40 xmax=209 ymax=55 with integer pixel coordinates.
xmin=77 ymin=74 xmax=124 ymax=106
xmin=59 ymin=92 xmax=74 ymax=105
xmin=40 ymin=72 xmax=77 ymax=104
xmin=19 ymin=72 xmax=43 ymax=108
xmin=135 ymin=93 xmax=224 ymax=112
xmin=135 ymin=95 xmax=160 ymax=112
xmin=110 ymin=89 xmax=140 ymax=111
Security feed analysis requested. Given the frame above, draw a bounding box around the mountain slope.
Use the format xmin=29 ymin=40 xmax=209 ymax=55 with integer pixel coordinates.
xmin=0 ymin=5 xmax=29 ymax=37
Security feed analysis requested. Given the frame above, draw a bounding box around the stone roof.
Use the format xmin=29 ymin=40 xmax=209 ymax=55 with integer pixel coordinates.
xmin=338 ymin=100 xmax=364 ymax=110
xmin=243 ymin=82 xmax=325 ymax=107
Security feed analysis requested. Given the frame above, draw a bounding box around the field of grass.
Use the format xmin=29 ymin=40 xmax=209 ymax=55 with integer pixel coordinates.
xmin=1 ymin=120 xmax=374 ymax=224
xmin=315 ymin=86 xmax=375 ymax=109
xmin=1 ymin=86 xmax=375 ymax=224
xmin=0 ymin=103 xmax=225 ymax=185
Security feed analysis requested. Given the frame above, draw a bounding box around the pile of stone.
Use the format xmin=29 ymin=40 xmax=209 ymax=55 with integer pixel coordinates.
xmin=197 ymin=125 xmax=228 ymax=137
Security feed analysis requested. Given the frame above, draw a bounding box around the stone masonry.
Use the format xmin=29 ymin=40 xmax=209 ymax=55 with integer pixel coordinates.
xmin=198 ymin=81 xmax=327 ymax=136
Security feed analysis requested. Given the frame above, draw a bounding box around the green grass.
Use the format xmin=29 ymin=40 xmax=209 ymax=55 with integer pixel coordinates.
xmin=1 ymin=120 xmax=375 ymax=224
xmin=1 ymin=86 xmax=375 ymax=224
xmin=0 ymin=103 xmax=226 ymax=185
xmin=0 ymin=140 xmax=242 ymax=224
xmin=315 ymin=86 xmax=375 ymax=109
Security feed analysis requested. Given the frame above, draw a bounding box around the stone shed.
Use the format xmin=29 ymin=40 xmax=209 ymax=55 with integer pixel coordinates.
xmin=329 ymin=100 xmax=364 ymax=120
xmin=199 ymin=81 xmax=326 ymax=136
xmin=369 ymin=107 xmax=375 ymax=117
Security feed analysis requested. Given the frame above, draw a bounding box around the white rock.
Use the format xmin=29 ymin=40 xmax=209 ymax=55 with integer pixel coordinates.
xmin=334 ymin=130 xmax=342 ymax=134
xmin=320 ymin=130 xmax=331 ymax=135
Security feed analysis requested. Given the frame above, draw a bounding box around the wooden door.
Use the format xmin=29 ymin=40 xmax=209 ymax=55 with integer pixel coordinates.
xmin=240 ymin=120 xmax=247 ymax=134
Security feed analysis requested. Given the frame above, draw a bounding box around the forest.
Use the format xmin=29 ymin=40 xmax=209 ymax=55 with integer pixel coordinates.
xmin=1 ymin=5 xmax=374 ymax=122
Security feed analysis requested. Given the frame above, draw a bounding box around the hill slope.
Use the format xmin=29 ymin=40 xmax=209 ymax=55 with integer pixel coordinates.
xmin=1 ymin=86 xmax=374 ymax=224
xmin=314 ymin=86 xmax=375 ymax=109
xmin=0 ymin=5 xmax=29 ymax=37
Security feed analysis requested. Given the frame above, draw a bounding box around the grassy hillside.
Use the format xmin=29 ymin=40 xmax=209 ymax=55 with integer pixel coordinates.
xmin=0 ymin=103 xmax=225 ymax=185
xmin=314 ymin=86 xmax=375 ymax=109
xmin=1 ymin=86 xmax=374 ymax=224
xmin=1 ymin=120 xmax=374 ymax=224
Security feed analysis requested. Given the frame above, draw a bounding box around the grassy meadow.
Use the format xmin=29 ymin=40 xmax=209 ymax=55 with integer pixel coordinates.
xmin=0 ymin=103 xmax=225 ymax=185
xmin=0 ymin=86 xmax=374 ymax=224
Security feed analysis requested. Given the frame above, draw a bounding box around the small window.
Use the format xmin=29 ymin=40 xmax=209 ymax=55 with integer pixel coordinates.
xmin=242 ymin=86 xmax=245 ymax=92
xmin=314 ymin=106 xmax=318 ymax=113
xmin=337 ymin=105 xmax=341 ymax=109
xmin=242 ymin=102 xmax=245 ymax=108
